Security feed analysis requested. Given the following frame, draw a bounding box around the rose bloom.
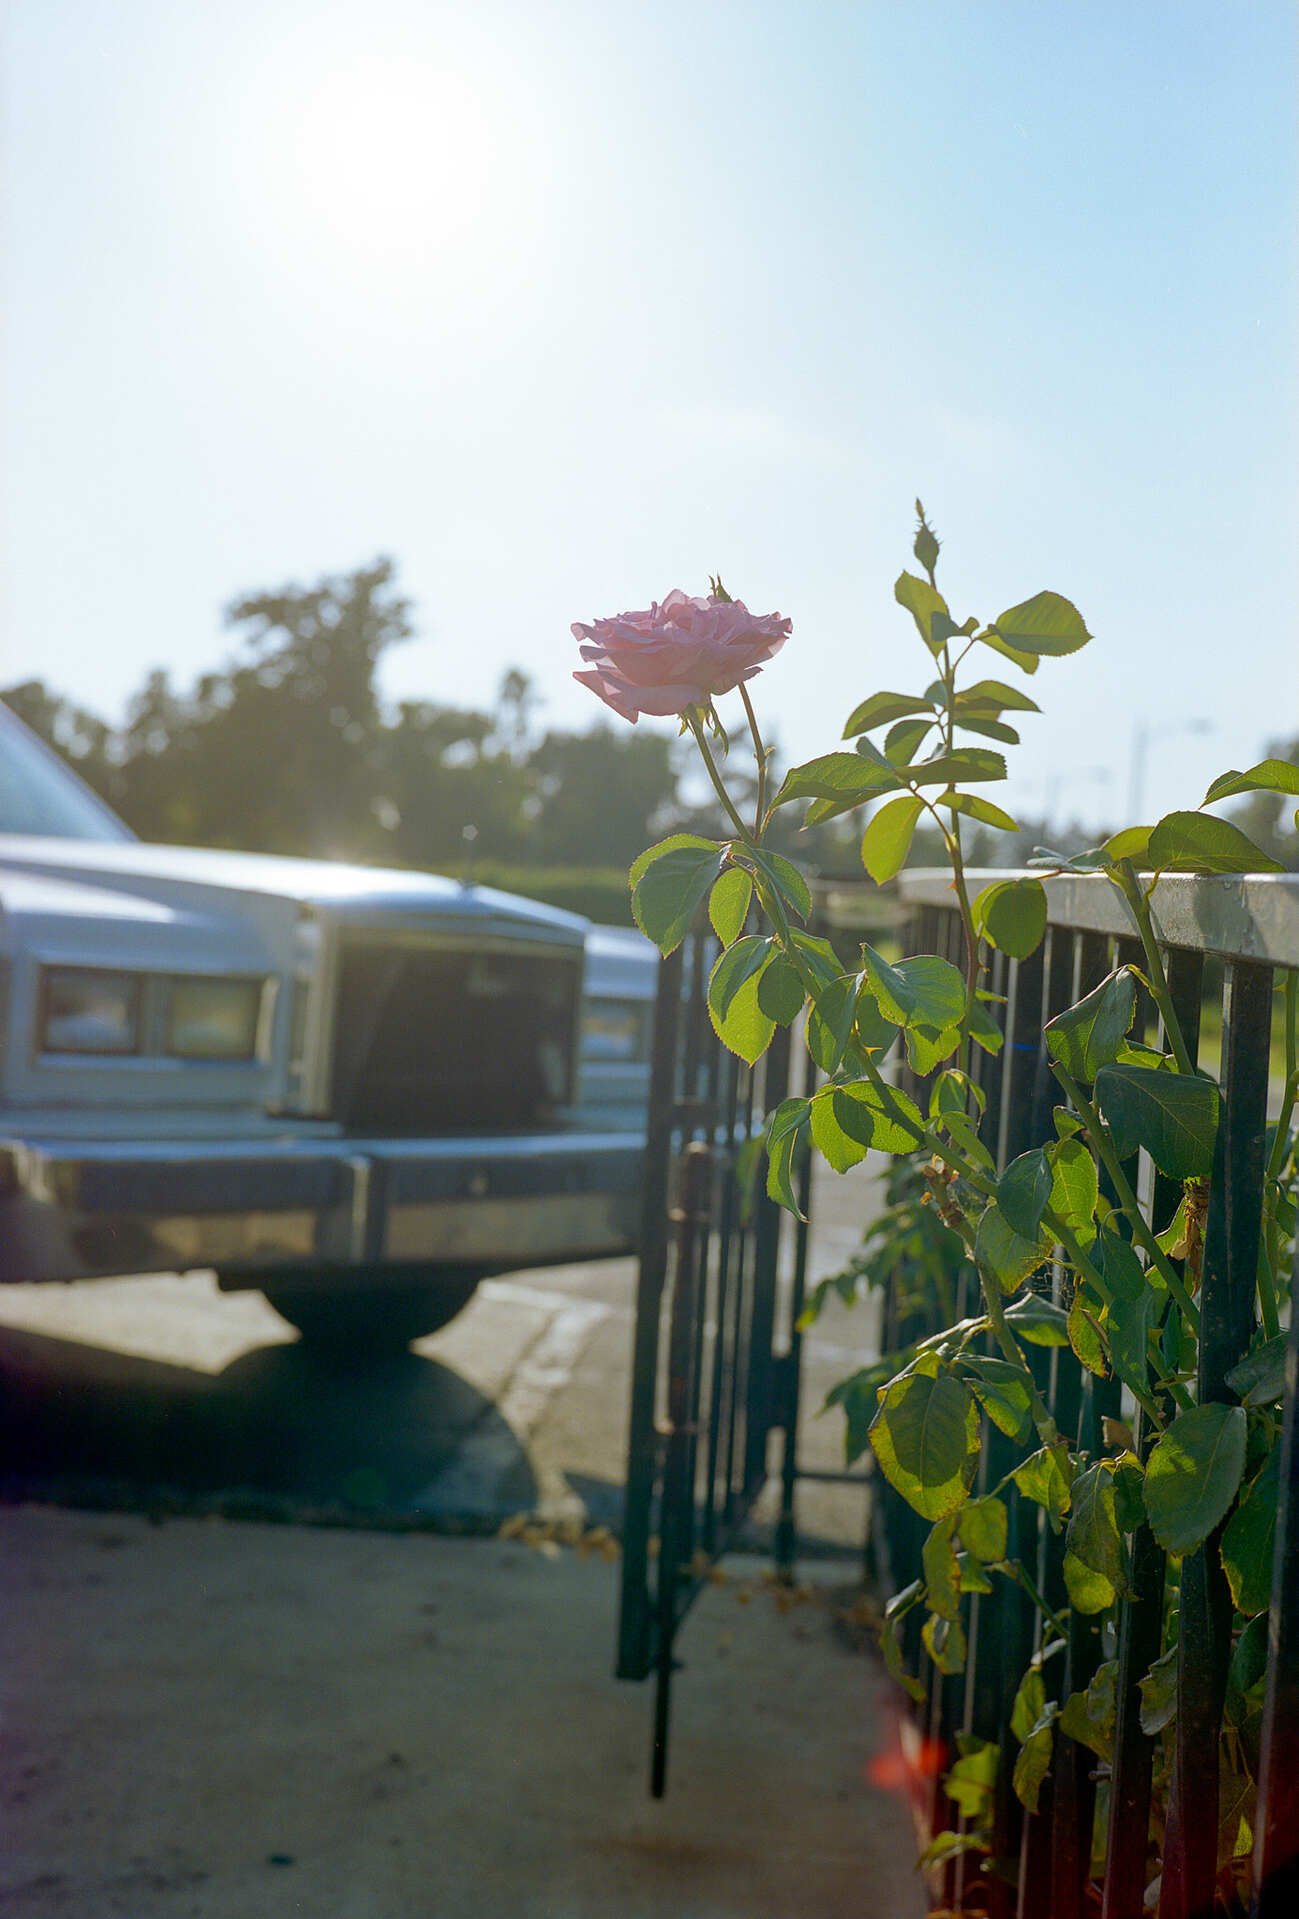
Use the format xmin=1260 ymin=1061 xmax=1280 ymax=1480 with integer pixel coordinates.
xmin=572 ymin=589 xmax=791 ymax=722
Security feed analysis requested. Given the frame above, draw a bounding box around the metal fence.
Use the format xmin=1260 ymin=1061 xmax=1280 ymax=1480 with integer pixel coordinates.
xmin=877 ymin=871 xmax=1299 ymax=1919
xmin=616 ymin=930 xmax=796 ymax=1793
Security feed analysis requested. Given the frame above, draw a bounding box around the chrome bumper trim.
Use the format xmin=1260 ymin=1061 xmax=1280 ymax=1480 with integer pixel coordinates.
xmin=0 ymin=1131 xmax=645 ymax=1284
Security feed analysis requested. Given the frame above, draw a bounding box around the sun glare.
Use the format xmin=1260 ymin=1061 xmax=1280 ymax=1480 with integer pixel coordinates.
xmin=288 ymin=56 xmax=499 ymax=262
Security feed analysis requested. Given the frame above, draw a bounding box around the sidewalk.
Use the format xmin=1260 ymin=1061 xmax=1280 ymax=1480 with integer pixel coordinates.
xmin=1 ymin=1503 xmax=925 ymax=1919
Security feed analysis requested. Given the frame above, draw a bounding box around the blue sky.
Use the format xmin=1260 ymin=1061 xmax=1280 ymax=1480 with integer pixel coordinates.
xmin=3 ymin=0 xmax=1295 ymax=829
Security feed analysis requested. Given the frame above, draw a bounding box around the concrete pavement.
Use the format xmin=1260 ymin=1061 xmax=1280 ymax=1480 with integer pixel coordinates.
xmin=1 ymin=1503 xmax=926 ymax=1919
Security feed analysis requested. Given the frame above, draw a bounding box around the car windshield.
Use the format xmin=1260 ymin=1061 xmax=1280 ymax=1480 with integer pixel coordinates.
xmin=0 ymin=705 xmax=135 ymax=841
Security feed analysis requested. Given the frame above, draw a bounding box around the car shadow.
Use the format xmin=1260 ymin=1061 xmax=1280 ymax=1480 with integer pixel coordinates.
xmin=0 ymin=1327 xmax=538 ymax=1521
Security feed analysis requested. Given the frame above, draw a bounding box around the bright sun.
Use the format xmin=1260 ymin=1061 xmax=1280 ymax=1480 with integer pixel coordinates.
xmin=288 ymin=55 xmax=500 ymax=262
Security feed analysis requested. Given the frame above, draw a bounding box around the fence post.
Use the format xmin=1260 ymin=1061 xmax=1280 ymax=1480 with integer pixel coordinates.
xmin=1251 ymin=1237 xmax=1299 ymax=1916
xmin=1159 ymin=959 xmax=1273 ymax=1919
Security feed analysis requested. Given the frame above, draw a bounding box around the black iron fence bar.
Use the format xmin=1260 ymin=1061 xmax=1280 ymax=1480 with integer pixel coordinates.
xmin=651 ymin=1139 xmax=711 ymax=1799
xmin=1101 ymin=947 xmax=1205 ymax=1919
xmin=880 ymin=877 xmax=1299 ymax=1919
xmin=1161 ymin=959 xmax=1273 ymax=1919
xmin=617 ymin=943 xmax=685 ymax=1682
xmin=1252 ymin=1236 xmax=1299 ymax=1916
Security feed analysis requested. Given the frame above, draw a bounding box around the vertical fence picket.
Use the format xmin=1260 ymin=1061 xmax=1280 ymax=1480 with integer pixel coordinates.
xmin=865 ymin=874 xmax=1297 ymax=1919
xmin=1252 ymin=1237 xmax=1299 ymax=1915
xmin=1160 ymin=959 xmax=1273 ymax=1919
xmin=1101 ymin=946 xmax=1205 ymax=1919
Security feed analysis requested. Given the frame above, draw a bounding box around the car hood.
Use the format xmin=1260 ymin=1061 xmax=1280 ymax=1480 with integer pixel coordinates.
xmin=0 ymin=837 xmax=589 ymax=949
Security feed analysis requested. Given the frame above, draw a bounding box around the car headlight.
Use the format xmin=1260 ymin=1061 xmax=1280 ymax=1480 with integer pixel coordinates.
xmin=40 ymin=967 xmax=142 ymax=1055
xmin=164 ymin=976 xmax=264 ymax=1060
xmin=581 ymin=1001 xmax=649 ymax=1063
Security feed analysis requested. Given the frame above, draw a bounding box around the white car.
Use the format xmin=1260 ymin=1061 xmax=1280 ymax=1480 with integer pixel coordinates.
xmin=0 ymin=701 xmax=656 ymax=1347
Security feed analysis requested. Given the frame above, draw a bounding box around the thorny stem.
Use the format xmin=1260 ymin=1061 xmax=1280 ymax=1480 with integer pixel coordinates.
xmin=738 ymin=682 xmax=768 ymax=836
xmin=1113 ymin=861 xmax=1196 ymax=1077
xmin=1005 ymin=1559 xmax=1071 ymax=1644
xmin=690 ymin=718 xmax=756 ymax=848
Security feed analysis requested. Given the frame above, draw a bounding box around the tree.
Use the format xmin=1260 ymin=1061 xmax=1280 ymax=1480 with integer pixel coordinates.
xmin=529 ymin=725 xmax=679 ymax=868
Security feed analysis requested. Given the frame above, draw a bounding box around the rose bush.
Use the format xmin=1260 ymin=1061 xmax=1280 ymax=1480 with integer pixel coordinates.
xmin=571 ymin=588 xmax=790 ymax=722
xmin=575 ymin=506 xmax=1299 ymax=1915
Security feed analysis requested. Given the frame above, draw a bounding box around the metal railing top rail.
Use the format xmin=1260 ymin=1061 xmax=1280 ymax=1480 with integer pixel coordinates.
xmin=895 ymin=867 xmax=1299 ymax=966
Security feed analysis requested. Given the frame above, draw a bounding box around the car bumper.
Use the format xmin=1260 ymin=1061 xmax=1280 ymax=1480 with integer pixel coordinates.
xmin=0 ymin=1130 xmax=645 ymax=1284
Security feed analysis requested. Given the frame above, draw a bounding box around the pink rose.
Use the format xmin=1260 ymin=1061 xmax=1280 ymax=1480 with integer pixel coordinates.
xmin=572 ymin=589 xmax=791 ymax=722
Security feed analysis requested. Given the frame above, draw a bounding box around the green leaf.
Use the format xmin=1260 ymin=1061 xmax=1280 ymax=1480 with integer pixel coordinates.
xmin=1059 ymin=1661 xmax=1117 ymax=1761
xmin=708 ymin=866 xmax=753 ymax=946
xmin=805 ymin=975 xmax=858 ymax=1074
xmin=1068 ymin=1284 xmax=1108 ymax=1378
xmin=991 ymin=590 xmax=1092 ymax=658
xmin=943 ymin=1736 xmax=999 ymax=1820
xmin=707 ymin=936 xmax=777 ymax=1064
xmin=923 ymin=1610 xmax=967 ymax=1674
xmin=755 ymin=953 xmax=805 ymax=1026
xmin=1138 ymin=1647 xmax=1178 ymax=1735
xmin=765 ymin=1097 xmax=810 ymax=1217
xmin=937 ymin=789 xmax=1021 ymax=832
xmin=1103 ymin=825 xmax=1153 ymax=865
xmin=958 ymin=714 xmax=1021 ymax=745
xmin=929 ymin=1067 xmax=986 ymax=1120
xmin=1094 ymin=1063 xmax=1220 ymax=1181
xmin=830 ymin=1080 xmax=925 ymax=1156
xmin=922 ymin=1515 xmax=963 ymax=1620
xmin=905 ymin=746 xmax=1008 ymax=788
xmin=1226 ymin=1334 xmax=1288 ymax=1407
xmin=881 ymin=1580 xmax=926 ymax=1703
xmin=1220 ymin=1444 xmax=1280 ymax=1616
xmin=861 ymin=794 xmax=925 ymax=883
xmin=1228 ymin=1613 xmax=1269 ymax=1711
xmin=1045 ymin=969 xmax=1137 ymax=1083
xmin=976 ymin=625 xmax=1041 ymax=674
xmin=772 ymin=751 xmax=899 ymax=816
xmin=962 ymin=1355 xmax=1035 ymax=1443
xmin=968 ymin=998 xmax=1005 ymax=1056
xmin=905 ymin=1023 xmax=962 ymax=1074
xmin=1011 ymin=1666 xmax=1047 ymax=1744
xmin=860 ymin=942 xmax=967 ymax=1031
xmin=1147 ymin=810 xmax=1285 ymax=876
xmin=958 ymin=1551 xmax=994 ymax=1595
xmin=751 ymin=848 xmax=813 ymax=922
xmin=1006 ymin=1292 xmax=1072 ymax=1346
xmin=959 ymin=1495 xmax=1009 ymax=1564
xmin=1203 ymin=758 xmax=1299 ymax=805
xmin=958 ymin=678 xmax=1042 ymax=714
xmin=629 ymin=835 xmax=724 ymax=954
xmin=842 ymin=689 xmax=936 ymax=737
xmin=810 ymin=1091 xmax=868 ymax=1173
xmin=894 ymin=570 xmax=957 ymax=654
xmin=1013 ymin=1711 xmax=1057 ymax=1814
xmin=1143 ymin=1403 xmax=1248 ymax=1553
xmin=1047 ymin=1137 xmax=1099 ymax=1249
xmin=975 ymin=1201 xmax=1050 ymax=1295
xmin=974 ymin=877 xmax=1048 ymax=960
xmin=868 ymin=1371 xmax=981 ymax=1521
xmin=1099 ymin=1232 xmax=1157 ymax=1399
xmin=1065 ymin=1462 xmax=1125 ymax=1612
xmin=883 ymin=717 xmax=933 ymax=764
xmin=1063 ymin=1552 xmax=1115 ymax=1614
xmin=1012 ymin=1444 xmax=1074 ymax=1529
xmin=789 ymin=928 xmax=846 ymax=992
xmin=998 ymin=1150 xmax=1053 ymax=1240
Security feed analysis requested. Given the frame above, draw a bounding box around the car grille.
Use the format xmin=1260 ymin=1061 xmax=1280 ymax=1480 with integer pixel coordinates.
xmin=329 ymin=936 xmax=582 ymax=1134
